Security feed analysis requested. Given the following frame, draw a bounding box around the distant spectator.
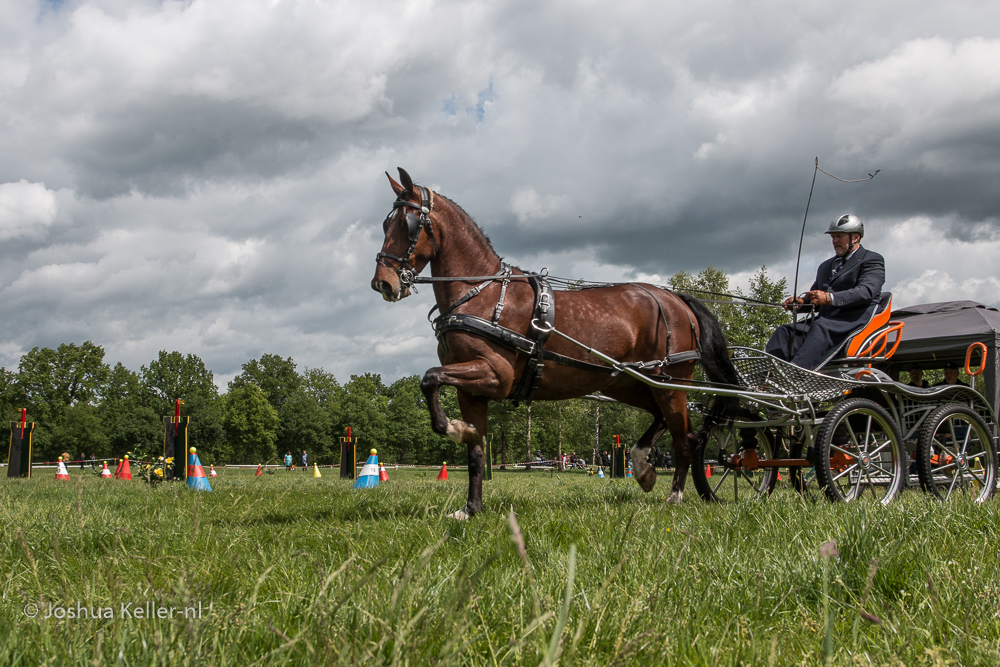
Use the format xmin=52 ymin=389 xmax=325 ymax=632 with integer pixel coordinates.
xmin=79 ymin=452 xmax=85 ymax=469
xmin=284 ymin=451 xmax=293 ymax=470
xmin=301 ymin=450 xmax=308 ymax=469
xmin=907 ymin=365 xmax=930 ymax=389
xmin=934 ymin=361 xmax=968 ymax=387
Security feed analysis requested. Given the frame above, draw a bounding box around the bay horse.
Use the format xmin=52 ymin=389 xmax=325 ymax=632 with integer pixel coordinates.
xmin=371 ymin=168 xmax=738 ymax=519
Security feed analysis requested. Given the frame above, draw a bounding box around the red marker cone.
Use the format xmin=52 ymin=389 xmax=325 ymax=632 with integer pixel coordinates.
xmin=209 ymin=465 xmax=217 ymax=477
xmin=100 ymin=461 xmax=112 ymax=478
xmin=113 ymin=458 xmax=123 ymax=477
xmin=55 ymin=456 xmax=70 ymax=481
xmin=379 ymin=463 xmax=389 ymax=482
xmin=115 ymin=455 xmax=132 ymax=480
xmin=437 ymin=462 xmax=448 ymax=481
xmin=705 ymin=464 xmax=712 ymax=479
xmin=255 ymin=464 xmax=263 ymax=477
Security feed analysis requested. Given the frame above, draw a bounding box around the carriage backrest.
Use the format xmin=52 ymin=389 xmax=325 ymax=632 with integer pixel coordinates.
xmin=817 ymin=292 xmax=904 ymax=370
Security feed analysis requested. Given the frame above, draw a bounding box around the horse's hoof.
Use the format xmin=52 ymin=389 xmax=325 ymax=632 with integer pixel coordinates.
xmin=450 ymin=509 xmax=470 ymax=521
xmin=636 ymin=467 xmax=657 ymax=493
xmin=446 ymin=420 xmax=479 ymax=444
xmin=446 ymin=420 xmax=464 ymax=443
xmin=667 ymin=491 xmax=684 ymax=505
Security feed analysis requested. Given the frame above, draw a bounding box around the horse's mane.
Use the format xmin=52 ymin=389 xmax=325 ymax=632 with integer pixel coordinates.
xmin=432 ymin=191 xmax=498 ymax=258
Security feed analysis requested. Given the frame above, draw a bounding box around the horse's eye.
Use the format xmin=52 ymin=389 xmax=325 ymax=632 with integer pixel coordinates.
xmin=382 ymin=215 xmax=391 ymax=234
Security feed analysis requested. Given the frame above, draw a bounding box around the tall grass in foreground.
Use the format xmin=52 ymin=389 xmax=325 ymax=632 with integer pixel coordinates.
xmin=1 ymin=469 xmax=999 ymax=666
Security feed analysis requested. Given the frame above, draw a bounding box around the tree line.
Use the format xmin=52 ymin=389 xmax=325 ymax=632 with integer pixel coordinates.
xmin=0 ymin=267 xmax=788 ymax=466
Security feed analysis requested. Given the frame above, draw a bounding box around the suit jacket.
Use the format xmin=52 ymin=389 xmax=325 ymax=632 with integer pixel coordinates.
xmin=810 ymin=246 xmax=885 ymax=325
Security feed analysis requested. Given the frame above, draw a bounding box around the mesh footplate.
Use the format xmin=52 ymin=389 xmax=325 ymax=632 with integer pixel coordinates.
xmin=729 ymin=347 xmax=861 ymax=402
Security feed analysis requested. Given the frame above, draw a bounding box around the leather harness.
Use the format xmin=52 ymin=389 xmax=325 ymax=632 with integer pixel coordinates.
xmin=376 ymin=188 xmax=702 ymax=404
xmin=433 ymin=274 xmax=702 ymax=404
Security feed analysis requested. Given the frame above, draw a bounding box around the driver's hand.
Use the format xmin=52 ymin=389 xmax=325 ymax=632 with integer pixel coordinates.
xmin=805 ymin=290 xmax=831 ymax=306
xmin=782 ymin=296 xmax=804 ymax=311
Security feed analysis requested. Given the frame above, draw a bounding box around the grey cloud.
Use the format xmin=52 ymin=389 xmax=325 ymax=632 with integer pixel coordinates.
xmin=1 ymin=0 xmax=999 ymax=384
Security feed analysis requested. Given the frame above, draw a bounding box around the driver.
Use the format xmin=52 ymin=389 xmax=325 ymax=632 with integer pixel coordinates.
xmin=764 ymin=214 xmax=885 ymax=370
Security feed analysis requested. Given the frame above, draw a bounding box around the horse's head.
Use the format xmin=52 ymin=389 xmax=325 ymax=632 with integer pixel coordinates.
xmin=372 ymin=168 xmax=439 ymax=302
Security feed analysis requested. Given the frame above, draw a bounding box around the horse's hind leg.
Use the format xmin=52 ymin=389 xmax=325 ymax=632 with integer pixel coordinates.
xmin=629 ymin=417 xmax=667 ymax=493
xmin=656 ymin=390 xmax=697 ymax=504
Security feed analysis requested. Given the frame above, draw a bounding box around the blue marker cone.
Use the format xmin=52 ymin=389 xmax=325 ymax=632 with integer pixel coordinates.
xmin=353 ymin=449 xmax=380 ymax=489
xmin=187 ymin=448 xmax=212 ymax=491
xmin=598 ymin=467 xmax=605 ymax=479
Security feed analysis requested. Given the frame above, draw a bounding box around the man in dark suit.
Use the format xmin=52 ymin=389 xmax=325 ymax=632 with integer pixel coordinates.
xmin=765 ymin=214 xmax=885 ymax=370
xmin=933 ymin=361 xmax=967 ymax=387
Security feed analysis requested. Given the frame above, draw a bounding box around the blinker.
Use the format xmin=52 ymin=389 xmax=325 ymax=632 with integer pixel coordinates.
xmin=406 ymin=213 xmax=421 ymax=241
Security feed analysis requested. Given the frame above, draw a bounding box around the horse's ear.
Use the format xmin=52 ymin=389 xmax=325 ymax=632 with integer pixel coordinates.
xmin=386 ymin=171 xmax=406 ymax=197
xmin=397 ymin=168 xmax=415 ymax=197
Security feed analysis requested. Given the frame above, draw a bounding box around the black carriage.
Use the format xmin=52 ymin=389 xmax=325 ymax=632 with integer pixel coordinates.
xmin=688 ymin=296 xmax=999 ymax=504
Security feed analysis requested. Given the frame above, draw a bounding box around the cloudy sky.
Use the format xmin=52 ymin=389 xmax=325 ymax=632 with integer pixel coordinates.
xmin=1 ymin=0 xmax=999 ymax=387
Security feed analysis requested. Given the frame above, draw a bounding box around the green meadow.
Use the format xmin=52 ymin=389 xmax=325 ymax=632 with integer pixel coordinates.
xmin=1 ymin=467 xmax=999 ymax=666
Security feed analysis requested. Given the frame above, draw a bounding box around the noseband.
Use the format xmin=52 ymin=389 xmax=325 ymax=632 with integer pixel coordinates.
xmin=376 ymin=185 xmax=438 ymax=288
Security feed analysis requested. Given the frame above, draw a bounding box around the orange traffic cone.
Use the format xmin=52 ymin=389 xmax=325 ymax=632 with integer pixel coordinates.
xmin=437 ymin=462 xmax=448 ymax=481
xmin=100 ymin=461 xmax=112 ymax=478
xmin=255 ymin=464 xmax=263 ymax=477
xmin=209 ymin=465 xmax=217 ymax=477
xmin=379 ymin=463 xmax=389 ymax=482
xmin=55 ymin=456 xmax=70 ymax=480
xmin=115 ymin=455 xmax=132 ymax=480
xmin=706 ymin=464 xmax=713 ymax=478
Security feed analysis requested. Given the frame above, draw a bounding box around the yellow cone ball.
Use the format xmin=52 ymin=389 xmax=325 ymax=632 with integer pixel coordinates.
xmin=124 ymin=455 xmax=128 ymax=460
xmin=190 ymin=447 xmax=197 ymax=454
xmin=371 ymin=449 xmax=377 ymax=455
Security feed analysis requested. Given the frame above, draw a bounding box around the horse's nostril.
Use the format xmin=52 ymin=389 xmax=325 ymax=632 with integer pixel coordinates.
xmin=378 ymin=280 xmax=393 ymax=296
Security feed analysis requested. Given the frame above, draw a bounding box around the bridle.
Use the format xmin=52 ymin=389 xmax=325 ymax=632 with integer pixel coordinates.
xmin=375 ymin=185 xmax=438 ymax=288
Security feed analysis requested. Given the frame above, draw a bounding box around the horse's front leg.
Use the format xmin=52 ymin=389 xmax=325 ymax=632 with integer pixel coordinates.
xmin=421 ymin=361 xmax=504 ymax=519
xmin=454 ymin=391 xmax=489 ymax=519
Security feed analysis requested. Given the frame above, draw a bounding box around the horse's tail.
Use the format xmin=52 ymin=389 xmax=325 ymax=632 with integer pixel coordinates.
xmin=674 ymin=292 xmax=740 ymax=426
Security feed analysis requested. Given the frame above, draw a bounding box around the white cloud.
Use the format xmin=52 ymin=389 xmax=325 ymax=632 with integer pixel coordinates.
xmin=510 ymin=186 xmax=571 ymax=224
xmin=0 ymin=180 xmax=58 ymax=240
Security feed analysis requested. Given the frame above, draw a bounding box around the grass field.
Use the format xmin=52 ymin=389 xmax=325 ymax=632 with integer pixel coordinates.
xmin=2 ymin=466 xmax=999 ymax=666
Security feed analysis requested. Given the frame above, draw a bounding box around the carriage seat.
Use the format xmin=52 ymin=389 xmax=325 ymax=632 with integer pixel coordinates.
xmin=816 ymin=292 xmax=904 ymax=370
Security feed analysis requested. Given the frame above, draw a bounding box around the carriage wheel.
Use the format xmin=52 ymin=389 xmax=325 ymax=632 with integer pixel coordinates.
xmin=691 ymin=426 xmax=777 ymax=502
xmin=813 ymin=398 xmax=904 ymax=505
xmin=916 ymin=404 xmax=996 ymax=503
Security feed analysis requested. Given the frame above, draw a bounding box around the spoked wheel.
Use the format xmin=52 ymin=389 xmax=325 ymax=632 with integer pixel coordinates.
xmin=916 ymin=404 xmax=997 ymax=503
xmin=692 ymin=426 xmax=777 ymax=501
xmin=813 ymin=398 xmax=904 ymax=505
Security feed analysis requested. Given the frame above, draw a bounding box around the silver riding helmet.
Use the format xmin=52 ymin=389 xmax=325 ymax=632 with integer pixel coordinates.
xmin=825 ymin=214 xmax=864 ymax=237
